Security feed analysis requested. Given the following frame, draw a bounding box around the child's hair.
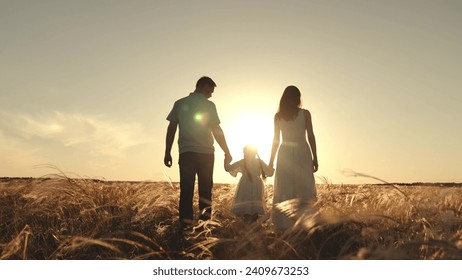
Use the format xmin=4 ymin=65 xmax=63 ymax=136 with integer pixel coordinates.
xmin=243 ymin=145 xmax=267 ymax=182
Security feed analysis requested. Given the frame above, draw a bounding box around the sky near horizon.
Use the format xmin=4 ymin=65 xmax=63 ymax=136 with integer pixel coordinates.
xmin=1 ymin=0 xmax=461 ymax=184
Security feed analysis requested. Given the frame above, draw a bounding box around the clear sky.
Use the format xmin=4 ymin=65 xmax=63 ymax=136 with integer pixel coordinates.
xmin=1 ymin=0 xmax=461 ymax=184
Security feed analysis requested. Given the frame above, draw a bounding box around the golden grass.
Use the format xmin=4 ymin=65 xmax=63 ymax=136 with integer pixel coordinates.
xmin=1 ymin=176 xmax=461 ymax=259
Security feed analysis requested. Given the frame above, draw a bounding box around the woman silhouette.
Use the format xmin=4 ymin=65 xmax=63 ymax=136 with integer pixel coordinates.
xmin=269 ymin=85 xmax=318 ymax=231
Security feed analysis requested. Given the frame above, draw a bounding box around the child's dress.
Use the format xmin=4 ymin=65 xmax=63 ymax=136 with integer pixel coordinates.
xmin=225 ymin=158 xmax=274 ymax=216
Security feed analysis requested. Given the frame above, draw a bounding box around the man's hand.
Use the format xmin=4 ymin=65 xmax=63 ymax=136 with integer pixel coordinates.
xmin=164 ymin=153 xmax=173 ymax=167
xmin=313 ymin=158 xmax=318 ymax=173
xmin=164 ymin=121 xmax=177 ymax=168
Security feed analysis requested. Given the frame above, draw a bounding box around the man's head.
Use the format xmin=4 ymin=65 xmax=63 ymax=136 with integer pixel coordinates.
xmin=195 ymin=76 xmax=217 ymax=98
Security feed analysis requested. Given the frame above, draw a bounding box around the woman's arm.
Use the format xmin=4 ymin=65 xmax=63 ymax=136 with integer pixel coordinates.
xmin=304 ymin=110 xmax=318 ymax=172
xmin=269 ymin=115 xmax=281 ymax=168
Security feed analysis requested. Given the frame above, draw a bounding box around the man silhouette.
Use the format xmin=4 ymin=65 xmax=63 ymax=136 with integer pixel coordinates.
xmin=164 ymin=76 xmax=232 ymax=230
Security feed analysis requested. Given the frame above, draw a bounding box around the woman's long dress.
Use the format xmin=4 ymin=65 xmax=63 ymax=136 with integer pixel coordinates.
xmin=272 ymin=109 xmax=316 ymax=231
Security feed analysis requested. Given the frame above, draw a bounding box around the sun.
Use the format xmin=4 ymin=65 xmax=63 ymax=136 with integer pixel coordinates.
xmin=225 ymin=111 xmax=274 ymax=161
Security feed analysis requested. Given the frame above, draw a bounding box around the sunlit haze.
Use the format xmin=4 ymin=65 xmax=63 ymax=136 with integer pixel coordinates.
xmin=1 ymin=0 xmax=461 ymax=184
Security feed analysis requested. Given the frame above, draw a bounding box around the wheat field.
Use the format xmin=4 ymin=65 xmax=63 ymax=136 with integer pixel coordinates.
xmin=1 ymin=176 xmax=461 ymax=260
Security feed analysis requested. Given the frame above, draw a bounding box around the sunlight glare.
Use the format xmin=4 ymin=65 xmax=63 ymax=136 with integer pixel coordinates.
xmin=226 ymin=112 xmax=274 ymax=161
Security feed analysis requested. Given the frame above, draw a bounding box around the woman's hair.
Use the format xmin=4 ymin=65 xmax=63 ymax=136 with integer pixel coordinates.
xmin=276 ymin=85 xmax=302 ymax=121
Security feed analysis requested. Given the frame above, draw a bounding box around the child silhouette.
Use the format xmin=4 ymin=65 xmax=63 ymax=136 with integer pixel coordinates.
xmin=225 ymin=145 xmax=274 ymax=221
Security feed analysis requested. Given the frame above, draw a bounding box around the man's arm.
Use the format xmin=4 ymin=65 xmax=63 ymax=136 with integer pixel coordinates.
xmin=164 ymin=121 xmax=178 ymax=167
xmin=211 ymin=124 xmax=232 ymax=164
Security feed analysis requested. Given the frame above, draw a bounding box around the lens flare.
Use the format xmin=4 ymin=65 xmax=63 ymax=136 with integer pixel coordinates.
xmin=194 ymin=113 xmax=203 ymax=122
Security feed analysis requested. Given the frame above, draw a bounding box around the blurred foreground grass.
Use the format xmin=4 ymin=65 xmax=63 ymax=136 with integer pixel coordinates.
xmin=1 ymin=177 xmax=461 ymax=259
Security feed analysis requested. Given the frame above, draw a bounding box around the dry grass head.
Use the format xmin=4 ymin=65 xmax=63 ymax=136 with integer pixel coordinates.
xmin=1 ymin=172 xmax=462 ymax=260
